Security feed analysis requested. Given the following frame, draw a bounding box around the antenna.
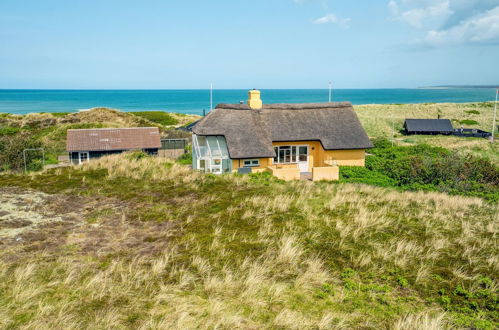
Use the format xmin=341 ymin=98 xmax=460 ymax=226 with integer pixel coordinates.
xmin=492 ymin=88 xmax=498 ymax=143
xmin=328 ymin=81 xmax=332 ymax=103
xmin=210 ymin=83 xmax=213 ymax=112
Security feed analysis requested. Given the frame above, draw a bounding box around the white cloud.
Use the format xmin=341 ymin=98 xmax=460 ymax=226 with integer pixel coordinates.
xmin=389 ymin=0 xmax=499 ymax=46
xmin=313 ymin=13 xmax=351 ymax=27
xmin=421 ymin=6 xmax=499 ymax=46
xmin=389 ymin=0 xmax=452 ymax=29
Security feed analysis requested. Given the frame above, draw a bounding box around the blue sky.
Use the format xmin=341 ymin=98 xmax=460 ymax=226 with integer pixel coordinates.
xmin=0 ymin=0 xmax=498 ymax=89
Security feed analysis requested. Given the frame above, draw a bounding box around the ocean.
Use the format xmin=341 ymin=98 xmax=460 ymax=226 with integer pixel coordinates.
xmin=0 ymin=88 xmax=497 ymax=116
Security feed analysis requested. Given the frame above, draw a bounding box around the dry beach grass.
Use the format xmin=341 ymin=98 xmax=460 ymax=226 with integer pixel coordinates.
xmin=0 ymin=155 xmax=497 ymax=329
xmin=355 ymin=102 xmax=498 ymax=163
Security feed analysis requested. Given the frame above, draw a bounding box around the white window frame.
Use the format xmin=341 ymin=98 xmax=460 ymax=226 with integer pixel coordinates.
xmin=273 ymin=145 xmax=308 ymax=164
xmin=192 ymin=134 xmax=230 ymax=174
xmin=78 ymin=152 xmax=89 ymax=164
xmin=243 ymin=159 xmax=260 ymax=167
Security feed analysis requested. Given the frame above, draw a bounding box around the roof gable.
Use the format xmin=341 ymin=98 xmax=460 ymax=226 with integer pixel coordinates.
xmin=193 ymin=102 xmax=373 ymax=159
xmin=67 ymin=127 xmax=161 ymax=152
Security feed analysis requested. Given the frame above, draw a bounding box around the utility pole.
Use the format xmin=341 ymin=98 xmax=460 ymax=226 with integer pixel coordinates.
xmin=328 ymin=81 xmax=332 ymax=103
xmin=210 ymin=83 xmax=213 ymax=112
xmin=492 ymin=88 xmax=498 ymax=143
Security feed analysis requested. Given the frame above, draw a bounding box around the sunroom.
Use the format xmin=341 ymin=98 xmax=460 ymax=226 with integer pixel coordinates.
xmin=192 ymin=135 xmax=232 ymax=174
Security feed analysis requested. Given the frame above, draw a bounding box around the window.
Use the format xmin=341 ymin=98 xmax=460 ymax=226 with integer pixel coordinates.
xmin=273 ymin=146 xmax=308 ymax=164
xmin=78 ymin=152 xmax=89 ymax=164
xmin=243 ymin=159 xmax=260 ymax=167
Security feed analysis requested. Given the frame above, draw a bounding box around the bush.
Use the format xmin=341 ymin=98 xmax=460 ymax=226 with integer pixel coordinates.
xmin=340 ymin=166 xmax=397 ymax=187
xmin=465 ymin=110 xmax=480 ymax=115
xmin=340 ymin=138 xmax=499 ymax=201
xmin=0 ymin=126 xmax=21 ymax=136
xmin=126 ymin=151 xmax=149 ymax=161
xmin=131 ymin=112 xmax=178 ymax=126
xmin=0 ymin=132 xmax=43 ymax=172
xmin=459 ymin=119 xmax=479 ymax=125
xmin=176 ymin=152 xmax=192 ymax=165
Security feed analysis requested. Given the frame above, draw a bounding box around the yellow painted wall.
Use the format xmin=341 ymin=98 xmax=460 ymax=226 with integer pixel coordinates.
xmin=266 ymin=166 xmax=301 ymax=181
xmin=322 ymin=149 xmax=366 ymax=166
xmin=232 ymin=158 xmax=272 ymax=173
xmin=312 ymin=166 xmax=339 ymax=181
xmin=231 ymin=141 xmax=366 ymax=172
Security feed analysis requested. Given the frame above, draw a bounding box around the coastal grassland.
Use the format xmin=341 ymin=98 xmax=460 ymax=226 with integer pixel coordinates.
xmin=0 ymin=108 xmax=201 ymax=171
xmin=355 ymin=102 xmax=498 ymax=163
xmin=0 ymin=154 xmax=497 ymax=329
xmin=131 ymin=111 xmax=198 ymax=127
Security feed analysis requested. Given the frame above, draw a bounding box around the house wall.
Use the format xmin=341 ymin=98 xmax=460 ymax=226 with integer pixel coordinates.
xmin=322 ymin=149 xmax=366 ymax=166
xmin=230 ymin=141 xmax=366 ymax=172
xmin=69 ymin=149 xmax=158 ymax=164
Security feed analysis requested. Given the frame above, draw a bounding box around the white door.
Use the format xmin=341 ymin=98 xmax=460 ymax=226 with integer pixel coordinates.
xmin=297 ymin=146 xmax=309 ymax=172
xmin=210 ymin=158 xmax=223 ymax=174
xmin=78 ymin=152 xmax=89 ymax=164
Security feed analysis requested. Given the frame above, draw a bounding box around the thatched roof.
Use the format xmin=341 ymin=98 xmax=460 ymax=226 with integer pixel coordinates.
xmin=193 ymin=102 xmax=373 ymax=159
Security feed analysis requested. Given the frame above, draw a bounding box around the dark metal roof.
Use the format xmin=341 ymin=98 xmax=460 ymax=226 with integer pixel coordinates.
xmin=192 ymin=102 xmax=373 ymax=159
xmin=67 ymin=127 xmax=161 ymax=152
xmin=177 ymin=120 xmax=200 ymax=132
xmin=404 ymin=119 xmax=454 ymax=133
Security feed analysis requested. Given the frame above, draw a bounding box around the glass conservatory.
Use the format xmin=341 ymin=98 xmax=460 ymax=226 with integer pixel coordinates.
xmin=192 ymin=135 xmax=232 ymax=174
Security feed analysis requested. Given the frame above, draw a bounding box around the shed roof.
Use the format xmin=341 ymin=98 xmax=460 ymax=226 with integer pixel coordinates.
xmin=192 ymin=102 xmax=373 ymax=159
xmin=404 ymin=119 xmax=454 ymax=133
xmin=67 ymin=127 xmax=161 ymax=152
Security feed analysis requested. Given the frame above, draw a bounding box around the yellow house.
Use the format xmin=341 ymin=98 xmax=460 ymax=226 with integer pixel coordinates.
xmin=191 ymin=90 xmax=373 ymax=181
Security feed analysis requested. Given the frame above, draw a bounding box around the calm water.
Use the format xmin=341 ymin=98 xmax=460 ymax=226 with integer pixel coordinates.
xmin=0 ymin=89 xmax=497 ymax=116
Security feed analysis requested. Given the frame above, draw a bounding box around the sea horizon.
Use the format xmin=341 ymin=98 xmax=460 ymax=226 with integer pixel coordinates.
xmin=1 ymin=88 xmax=497 ymax=116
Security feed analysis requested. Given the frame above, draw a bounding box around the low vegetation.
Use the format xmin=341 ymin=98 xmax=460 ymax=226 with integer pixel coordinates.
xmin=341 ymin=138 xmax=499 ymax=201
xmin=0 ymin=103 xmax=497 ymax=328
xmin=0 ymin=155 xmax=497 ymax=329
xmin=0 ymin=108 xmax=201 ymax=171
xmin=131 ymin=111 xmax=178 ymax=126
xmin=355 ymin=102 xmax=498 ymax=163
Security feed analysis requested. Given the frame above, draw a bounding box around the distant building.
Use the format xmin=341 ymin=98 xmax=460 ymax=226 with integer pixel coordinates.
xmin=66 ymin=127 xmax=161 ymax=164
xmin=403 ymin=119 xmax=454 ymax=135
xmin=190 ymin=90 xmax=373 ymax=181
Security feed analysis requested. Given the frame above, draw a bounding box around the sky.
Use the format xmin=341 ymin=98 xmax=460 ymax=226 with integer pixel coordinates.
xmin=0 ymin=0 xmax=498 ymax=89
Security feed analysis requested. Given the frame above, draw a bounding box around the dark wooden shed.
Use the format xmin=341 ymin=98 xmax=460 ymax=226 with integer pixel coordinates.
xmin=403 ymin=119 xmax=454 ymax=135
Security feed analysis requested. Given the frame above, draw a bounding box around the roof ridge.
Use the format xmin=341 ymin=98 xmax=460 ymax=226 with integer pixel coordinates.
xmin=67 ymin=127 xmax=158 ymax=131
xmin=216 ymin=102 xmax=352 ymax=110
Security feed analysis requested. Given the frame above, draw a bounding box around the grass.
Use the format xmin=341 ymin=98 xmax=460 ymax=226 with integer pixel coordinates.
xmin=459 ymin=119 xmax=479 ymax=125
xmin=0 ymin=108 xmax=201 ymax=172
xmin=354 ymin=103 xmax=499 ymax=164
xmin=1 ymin=103 xmax=498 ymax=328
xmin=0 ymin=154 xmax=497 ymax=329
xmin=131 ymin=111 xmax=178 ymax=126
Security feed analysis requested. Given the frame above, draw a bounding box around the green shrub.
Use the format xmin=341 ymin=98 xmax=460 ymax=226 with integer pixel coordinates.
xmin=126 ymin=151 xmax=149 ymax=161
xmin=339 ymin=138 xmax=499 ymax=201
xmin=0 ymin=126 xmax=21 ymax=136
xmin=397 ymin=277 xmax=409 ymax=288
xmin=0 ymin=132 xmax=43 ymax=172
xmin=460 ymin=119 xmax=479 ymax=125
xmin=465 ymin=110 xmax=480 ymax=115
xmin=340 ymin=166 xmax=397 ymax=187
xmin=131 ymin=112 xmax=178 ymax=126
xmin=176 ymin=152 xmax=192 ymax=165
